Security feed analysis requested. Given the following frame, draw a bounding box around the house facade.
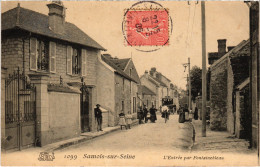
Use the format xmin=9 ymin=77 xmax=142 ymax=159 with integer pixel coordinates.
xmin=1 ymin=2 xmax=105 ymax=150
xmin=208 ymin=39 xmax=250 ymax=133
xmin=97 ymin=54 xmax=139 ymax=126
xmin=140 ymin=68 xmax=179 ymax=109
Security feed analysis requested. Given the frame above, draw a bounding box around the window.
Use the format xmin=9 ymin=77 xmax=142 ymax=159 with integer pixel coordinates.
xmin=30 ymin=38 xmax=56 ymax=73
xmin=72 ymin=48 xmax=81 ymax=74
xmin=122 ymin=78 xmax=125 ymax=91
xmin=122 ymin=101 xmax=124 ymax=112
xmin=133 ymin=97 xmax=136 ymax=113
xmin=37 ymin=40 xmax=49 ymax=71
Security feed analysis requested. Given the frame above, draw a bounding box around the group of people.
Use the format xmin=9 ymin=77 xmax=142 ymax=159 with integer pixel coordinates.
xmin=137 ymin=105 xmax=158 ymax=124
xmin=178 ymin=105 xmax=199 ymax=123
xmin=95 ymin=104 xmax=134 ymax=131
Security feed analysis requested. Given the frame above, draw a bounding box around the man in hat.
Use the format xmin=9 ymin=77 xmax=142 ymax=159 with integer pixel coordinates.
xmin=94 ymin=104 xmax=103 ymax=131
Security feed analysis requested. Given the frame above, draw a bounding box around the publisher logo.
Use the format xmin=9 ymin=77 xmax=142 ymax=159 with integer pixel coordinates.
xmin=38 ymin=152 xmax=55 ymax=161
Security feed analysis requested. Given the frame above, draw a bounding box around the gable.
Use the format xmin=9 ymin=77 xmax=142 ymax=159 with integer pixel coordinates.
xmin=123 ymin=60 xmax=141 ymax=84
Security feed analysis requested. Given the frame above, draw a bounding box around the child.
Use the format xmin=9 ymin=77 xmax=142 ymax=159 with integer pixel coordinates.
xmin=119 ymin=112 xmax=126 ymax=130
xmin=125 ymin=111 xmax=132 ymax=129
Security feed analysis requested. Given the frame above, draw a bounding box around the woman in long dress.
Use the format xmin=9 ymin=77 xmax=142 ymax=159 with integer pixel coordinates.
xmin=119 ymin=112 xmax=127 ymax=130
xmin=125 ymin=111 xmax=133 ymax=129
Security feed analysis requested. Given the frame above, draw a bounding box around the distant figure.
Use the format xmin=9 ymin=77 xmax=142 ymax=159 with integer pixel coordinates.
xmin=143 ymin=105 xmax=149 ymax=123
xmin=161 ymin=105 xmax=169 ymax=122
xmin=125 ymin=111 xmax=133 ymax=129
xmin=194 ymin=107 xmax=198 ymax=120
xmin=137 ymin=106 xmax=144 ymax=124
xmin=119 ymin=112 xmax=127 ymax=130
xmin=94 ymin=104 xmax=103 ymax=131
xmin=178 ymin=107 xmax=185 ymax=123
xmin=184 ymin=104 xmax=189 ymax=121
xmin=149 ymin=105 xmax=157 ymax=123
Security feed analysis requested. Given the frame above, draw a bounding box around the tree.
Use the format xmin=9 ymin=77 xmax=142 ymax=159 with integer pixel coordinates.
xmin=190 ymin=66 xmax=202 ymax=101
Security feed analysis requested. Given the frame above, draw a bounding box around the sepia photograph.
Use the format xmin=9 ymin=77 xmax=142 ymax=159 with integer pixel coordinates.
xmin=0 ymin=0 xmax=259 ymax=166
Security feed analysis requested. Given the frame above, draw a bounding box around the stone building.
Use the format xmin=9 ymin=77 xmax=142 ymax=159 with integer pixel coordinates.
xmin=138 ymin=85 xmax=157 ymax=109
xmin=97 ymin=54 xmax=139 ymax=126
xmin=235 ymin=78 xmax=250 ymax=139
xmin=140 ymin=68 xmax=178 ymax=109
xmin=208 ymin=39 xmax=250 ymax=132
xmin=1 ymin=2 xmax=105 ymax=150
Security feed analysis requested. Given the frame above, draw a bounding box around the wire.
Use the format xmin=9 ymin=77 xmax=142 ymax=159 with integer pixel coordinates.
xmin=185 ymin=4 xmax=191 ymax=53
xmin=190 ymin=3 xmax=197 ymax=47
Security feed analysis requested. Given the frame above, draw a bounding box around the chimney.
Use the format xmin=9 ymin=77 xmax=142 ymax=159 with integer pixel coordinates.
xmin=103 ymin=54 xmax=112 ymax=59
xmin=228 ymin=46 xmax=235 ymax=52
xmin=217 ymin=39 xmax=227 ymax=58
xmin=149 ymin=67 xmax=156 ymax=77
xmin=156 ymin=72 xmax=162 ymax=81
xmin=144 ymin=70 xmax=149 ymax=78
xmin=47 ymin=1 xmax=66 ymax=34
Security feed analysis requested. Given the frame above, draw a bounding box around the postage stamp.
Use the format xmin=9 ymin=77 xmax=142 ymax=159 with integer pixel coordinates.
xmin=122 ymin=1 xmax=172 ymax=51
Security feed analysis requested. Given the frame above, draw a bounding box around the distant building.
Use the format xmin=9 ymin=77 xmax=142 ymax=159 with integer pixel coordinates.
xmin=140 ymin=68 xmax=179 ymax=109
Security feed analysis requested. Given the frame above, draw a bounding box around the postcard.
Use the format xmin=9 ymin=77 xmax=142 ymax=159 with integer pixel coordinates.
xmin=1 ymin=0 xmax=259 ymax=166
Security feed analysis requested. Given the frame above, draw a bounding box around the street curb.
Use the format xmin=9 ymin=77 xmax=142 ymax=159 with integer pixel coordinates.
xmin=46 ymin=120 xmax=139 ymax=152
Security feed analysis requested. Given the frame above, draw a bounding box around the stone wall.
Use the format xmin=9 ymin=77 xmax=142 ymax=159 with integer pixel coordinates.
xmin=97 ymin=60 xmax=115 ymax=126
xmin=210 ymin=58 xmax=228 ymax=131
xmin=48 ymin=91 xmax=80 ymax=143
xmin=114 ymin=75 xmax=131 ymax=125
xmin=227 ymin=58 xmax=235 ymax=134
xmin=235 ymin=85 xmax=250 ymax=139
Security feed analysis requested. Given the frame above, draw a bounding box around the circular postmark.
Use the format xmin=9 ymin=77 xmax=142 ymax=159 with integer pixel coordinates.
xmin=122 ymin=1 xmax=173 ymax=52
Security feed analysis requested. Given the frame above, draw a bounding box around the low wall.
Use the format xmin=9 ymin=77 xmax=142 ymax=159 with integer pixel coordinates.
xmin=48 ymin=91 xmax=80 ymax=143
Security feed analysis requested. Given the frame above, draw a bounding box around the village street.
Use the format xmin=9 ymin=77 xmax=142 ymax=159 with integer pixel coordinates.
xmin=59 ymin=114 xmax=189 ymax=153
xmin=2 ymin=113 xmax=258 ymax=166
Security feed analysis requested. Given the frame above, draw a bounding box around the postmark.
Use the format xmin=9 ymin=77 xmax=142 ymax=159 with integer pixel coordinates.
xmin=122 ymin=1 xmax=173 ymax=52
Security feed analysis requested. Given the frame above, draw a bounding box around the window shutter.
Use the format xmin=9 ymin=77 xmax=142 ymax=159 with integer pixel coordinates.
xmin=67 ymin=46 xmax=72 ymax=75
xmin=81 ymin=49 xmax=87 ymax=76
xmin=49 ymin=41 xmax=56 ymax=73
xmin=30 ymin=38 xmax=37 ymax=71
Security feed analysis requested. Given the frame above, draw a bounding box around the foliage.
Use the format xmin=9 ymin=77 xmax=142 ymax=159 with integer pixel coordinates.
xmin=190 ymin=66 xmax=202 ymax=101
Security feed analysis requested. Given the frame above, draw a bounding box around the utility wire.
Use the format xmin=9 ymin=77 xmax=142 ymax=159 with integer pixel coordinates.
xmin=185 ymin=5 xmax=191 ymax=53
xmin=190 ymin=3 xmax=197 ymax=48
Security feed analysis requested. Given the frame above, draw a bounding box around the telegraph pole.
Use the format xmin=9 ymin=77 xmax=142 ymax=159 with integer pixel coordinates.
xmin=201 ymin=1 xmax=207 ymax=137
xmin=188 ymin=57 xmax=191 ymax=111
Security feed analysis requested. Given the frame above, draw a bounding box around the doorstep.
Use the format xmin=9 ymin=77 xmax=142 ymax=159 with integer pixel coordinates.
xmin=44 ymin=119 xmax=139 ymax=152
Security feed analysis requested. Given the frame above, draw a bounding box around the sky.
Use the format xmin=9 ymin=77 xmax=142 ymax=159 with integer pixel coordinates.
xmin=1 ymin=1 xmax=249 ymax=89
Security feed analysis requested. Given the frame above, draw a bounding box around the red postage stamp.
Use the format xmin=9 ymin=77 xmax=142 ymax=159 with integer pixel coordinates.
xmin=123 ymin=1 xmax=171 ymax=49
xmin=126 ymin=10 xmax=169 ymax=46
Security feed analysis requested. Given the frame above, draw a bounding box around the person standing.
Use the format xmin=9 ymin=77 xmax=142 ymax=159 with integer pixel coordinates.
xmin=137 ymin=106 xmax=144 ymax=124
xmin=94 ymin=104 xmax=103 ymax=131
xmin=125 ymin=111 xmax=133 ymax=129
xmin=194 ymin=107 xmax=199 ymax=120
xmin=149 ymin=105 xmax=157 ymax=123
xmin=143 ymin=105 xmax=148 ymax=123
xmin=119 ymin=112 xmax=127 ymax=130
xmin=161 ymin=105 xmax=169 ymax=122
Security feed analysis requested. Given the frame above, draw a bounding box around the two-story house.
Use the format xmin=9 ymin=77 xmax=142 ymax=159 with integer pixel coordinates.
xmin=1 ymin=2 xmax=105 ymax=150
xmin=97 ymin=54 xmax=139 ymax=126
